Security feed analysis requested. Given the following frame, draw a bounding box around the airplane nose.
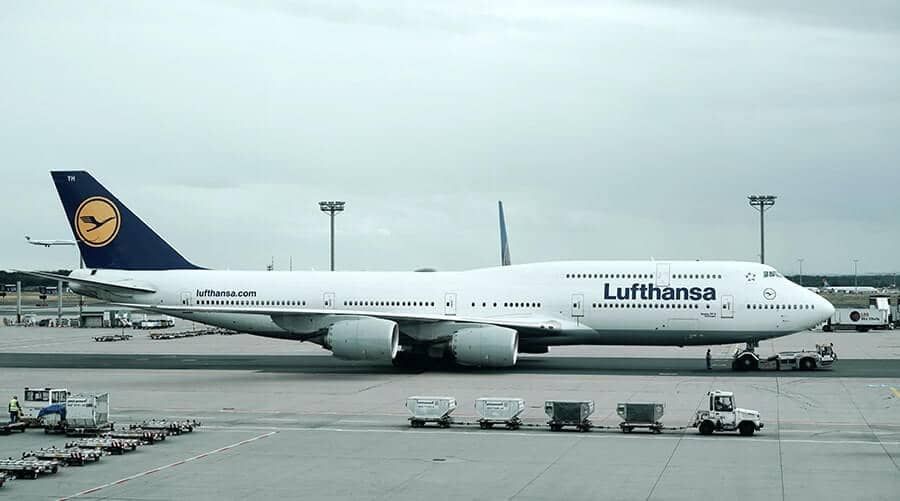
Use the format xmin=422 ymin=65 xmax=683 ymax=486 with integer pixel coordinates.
xmin=817 ymin=295 xmax=835 ymax=321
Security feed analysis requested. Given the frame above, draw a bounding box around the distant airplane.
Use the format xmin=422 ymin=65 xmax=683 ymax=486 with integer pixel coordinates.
xmin=819 ymin=279 xmax=878 ymax=294
xmin=25 ymin=236 xmax=76 ymax=247
xmin=24 ymin=171 xmax=834 ymax=370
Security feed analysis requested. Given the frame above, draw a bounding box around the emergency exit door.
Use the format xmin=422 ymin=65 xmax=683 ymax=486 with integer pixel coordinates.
xmin=571 ymin=293 xmax=584 ymax=318
xmin=656 ymin=263 xmax=671 ymax=287
xmin=444 ymin=293 xmax=457 ymax=316
xmin=323 ymin=292 xmax=335 ymax=309
xmin=180 ymin=292 xmax=192 ymax=306
xmin=721 ymin=294 xmax=734 ymax=319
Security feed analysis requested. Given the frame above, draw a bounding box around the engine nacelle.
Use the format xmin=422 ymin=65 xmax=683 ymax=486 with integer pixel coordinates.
xmin=450 ymin=326 xmax=519 ymax=367
xmin=326 ymin=318 xmax=399 ymax=363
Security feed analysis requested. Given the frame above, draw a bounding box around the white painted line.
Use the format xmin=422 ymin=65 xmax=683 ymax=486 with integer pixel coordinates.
xmin=58 ymin=431 xmax=276 ymax=500
xmin=200 ymin=425 xmax=900 ymax=446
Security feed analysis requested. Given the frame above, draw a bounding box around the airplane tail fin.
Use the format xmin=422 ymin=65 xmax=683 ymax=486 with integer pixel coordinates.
xmin=51 ymin=171 xmax=201 ymax=270
xmin=498 ymin=201 xmax=511 ymax=266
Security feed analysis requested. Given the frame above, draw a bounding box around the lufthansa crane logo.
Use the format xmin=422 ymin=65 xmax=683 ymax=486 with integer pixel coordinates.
xmin=763 ymin=288 xmax=776 ymax=300
xmin=74 ymin=197 xmax=120 ymax=247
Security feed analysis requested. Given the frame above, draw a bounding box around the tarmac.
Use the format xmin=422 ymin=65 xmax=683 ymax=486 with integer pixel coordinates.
xmin=1 ymin=323 xmax=899 ymax=500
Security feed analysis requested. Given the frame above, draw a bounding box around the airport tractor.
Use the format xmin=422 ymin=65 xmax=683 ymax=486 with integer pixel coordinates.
xmin=20 ymin=387 xmax=69 ymax=427
xmin=691 ymin=391 xmax=763 ymax=436
xmin=731 ymin=342 xmax=835 ymax=371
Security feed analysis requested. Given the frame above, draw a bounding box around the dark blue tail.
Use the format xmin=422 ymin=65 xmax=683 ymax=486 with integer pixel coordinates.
xmin=51 ymin=171 xmax=201 ymax=270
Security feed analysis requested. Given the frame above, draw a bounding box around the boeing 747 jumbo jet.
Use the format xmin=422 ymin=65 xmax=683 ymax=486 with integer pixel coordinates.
xmin=28 ymin=171 xmax=834 ymax=370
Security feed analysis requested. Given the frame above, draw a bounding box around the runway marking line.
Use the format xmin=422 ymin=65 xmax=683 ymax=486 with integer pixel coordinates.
xmin=201 ymin=425 xmax=900 ymax=447
xmin=58 ymin=431 xmax=276 ymax=500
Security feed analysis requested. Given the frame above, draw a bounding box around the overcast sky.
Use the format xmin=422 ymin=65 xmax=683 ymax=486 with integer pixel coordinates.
xmin=2 ymin=1 xmax=898 ymax=274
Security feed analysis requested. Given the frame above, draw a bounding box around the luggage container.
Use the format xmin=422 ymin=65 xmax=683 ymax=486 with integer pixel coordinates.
xmin=617 ymin=402 xmax=665 ymax=433
xmin=63 ymin=393 xmax=112 ymax=435
xmin=475 ymin=398 xmax=525 ymax=429
xmin=406 ymin=396 xmax=457 ymax=428
xmin=544 ymin=400 xmax=594 ymax=432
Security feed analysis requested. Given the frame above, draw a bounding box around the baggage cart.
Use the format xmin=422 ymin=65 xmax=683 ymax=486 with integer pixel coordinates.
xmin=0 ymin=421 xmax=27 ymax=435
xmin=545 ymin=400 xmax=594 ymax=432
xmin=130 ymin=419 xmax=200 ymax=436
xmin=617 ymin=402 xmax=665 ymax=433
xmin=406 ymin=396 xmax=457 ymax=428
xmin=65 ymin=437 xmax=140 ymax=455
xmin=0 ymin=458 xmax=59 ymax=479
xmin=475 ymin=398 xmax=526 ymax=430
xmin=23 ymin=447 xmax=102 ymax=466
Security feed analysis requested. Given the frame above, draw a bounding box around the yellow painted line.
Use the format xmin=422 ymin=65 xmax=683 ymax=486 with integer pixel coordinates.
xmin=891 ymin=387 xmax=900 ymax=399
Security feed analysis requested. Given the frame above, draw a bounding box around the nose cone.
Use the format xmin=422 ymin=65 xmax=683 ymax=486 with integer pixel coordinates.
xmin=816 ymin=294 xmax=835 ymax=321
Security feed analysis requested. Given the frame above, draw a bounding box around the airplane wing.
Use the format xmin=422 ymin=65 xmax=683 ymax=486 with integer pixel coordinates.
xmin=115 ymin=302 xmax=564 ymax=333
xmin=16 ymin=271 xmax=157 ymax=294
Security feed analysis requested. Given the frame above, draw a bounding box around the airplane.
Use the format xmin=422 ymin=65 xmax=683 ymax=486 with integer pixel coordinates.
xmin=25 ymin=171 xmax=835 ymax=369
xmin=819 ymin=279 xmax=878 ymax=295
xmin=25 ymin=236 xmax=76 ymax=247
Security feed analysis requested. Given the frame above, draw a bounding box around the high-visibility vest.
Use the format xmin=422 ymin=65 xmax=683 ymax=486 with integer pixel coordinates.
xmin=8 ymin=399 xmax=19 ymax=412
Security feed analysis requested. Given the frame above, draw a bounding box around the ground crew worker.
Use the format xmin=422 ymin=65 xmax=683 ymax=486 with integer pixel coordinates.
xmin=706 ymin=349 xmax=712 ymax=370
xmin=9 ymin=395 xmax=21 ymax=423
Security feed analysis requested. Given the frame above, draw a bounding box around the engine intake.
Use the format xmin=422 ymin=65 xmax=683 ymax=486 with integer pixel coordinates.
xmin=326 ymin=317 xmax=399 ymax=363
xmin=450 ymin=326 xmax=519 ymax=367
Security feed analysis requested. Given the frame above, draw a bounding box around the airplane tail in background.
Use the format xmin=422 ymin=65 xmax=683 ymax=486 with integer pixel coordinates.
xmin=51 ymin=171 xmax=201 ymax=270
xmin=498 ymin=201 xmax=511 ymax=266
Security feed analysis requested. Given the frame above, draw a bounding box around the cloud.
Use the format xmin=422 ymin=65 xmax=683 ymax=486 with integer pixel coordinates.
xmin=0 ymin=1 xmax=898 ymax=273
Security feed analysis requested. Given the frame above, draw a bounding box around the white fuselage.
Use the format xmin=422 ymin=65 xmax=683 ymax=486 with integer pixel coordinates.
xmin=70 ymin=260 xmax=834 ymax=349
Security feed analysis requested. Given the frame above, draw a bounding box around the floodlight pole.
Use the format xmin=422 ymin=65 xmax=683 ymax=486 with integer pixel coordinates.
xmin=797 ymin=258 xmax=804 ymax=287
xmin=748 ymin=195 xmax=777 ymax=264
xmin=319 ymin=201 xmax=346 ymax=271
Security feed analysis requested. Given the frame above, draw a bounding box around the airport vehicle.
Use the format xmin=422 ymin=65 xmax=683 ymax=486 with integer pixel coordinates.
xmin=545 ymin=400 xmax=594 ymax=432
xmin=617 ymin=402 xmax=665 ymax=433
xmin=824 ymin=298 xmax=891 ymax=332
xmin=20 ymin=387 xmax=69 ymax=427
xmin=691 ymin=391 xmax=762 ymax=436
xmin=732 ymin=344 xmax=836 ymax=371
xmin=24 ymin=171 xmax=835 ymax=369
xmin=407 ymin=396 xmax=457 ymax=428
xmin=475 ymin=397 xmax=525 ymax=429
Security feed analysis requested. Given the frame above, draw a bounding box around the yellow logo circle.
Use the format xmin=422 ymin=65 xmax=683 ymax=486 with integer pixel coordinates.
xmin=74 ymin=197 xmax=121 ymax=247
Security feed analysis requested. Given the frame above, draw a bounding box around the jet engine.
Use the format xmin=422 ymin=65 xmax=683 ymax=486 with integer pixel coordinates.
xmin=325 ymin=318 xmax=399 ymax=363
xmin=450 ymin=326 xmax=519 ymax=367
